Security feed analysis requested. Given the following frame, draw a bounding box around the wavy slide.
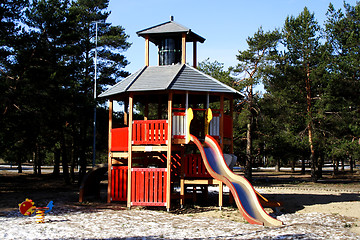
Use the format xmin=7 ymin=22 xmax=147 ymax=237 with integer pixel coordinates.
xmin=191 ymin=134 xmax=283 ymax=227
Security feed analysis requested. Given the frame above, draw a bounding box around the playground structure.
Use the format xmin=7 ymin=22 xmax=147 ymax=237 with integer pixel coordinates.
xmin=97 ymin=17 xmax=282 ymax=226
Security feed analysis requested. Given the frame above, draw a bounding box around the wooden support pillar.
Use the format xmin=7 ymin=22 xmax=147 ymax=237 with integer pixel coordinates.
xmin=127 ymin=94 xmax=134 ymax=208
xmin=145 ymin=35 xmax=149 ymax=66
xmin=220 ymin=95 xmax=224 ymax=150
xmin=107 ymin=99 xmax=113 ymax=203
xmin=229 ymin=97 xmax=234 ymax=154
xmin=124 ymin=100 xmax=128 ymax=126
xmin=180 ymin=148 xmax=185 ymax=208
xmin=182 ymin=33 xmax=186 ymax=64
xmin=219 ymin=181 xmax=223 ymax=210
xmin=166 ymin=92 xmax=173 ymax=210
xmin=193 ymin=41 xmax=197 ymax=68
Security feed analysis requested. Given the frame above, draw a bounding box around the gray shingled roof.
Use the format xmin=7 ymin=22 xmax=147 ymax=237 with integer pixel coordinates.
xmin=99 ymin=64 xmax=242 ymax=98
xmin=136 ymin=20 xmax=205 ymax=44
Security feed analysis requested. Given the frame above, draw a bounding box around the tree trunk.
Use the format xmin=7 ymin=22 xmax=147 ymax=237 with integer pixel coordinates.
xmin=245 ymin=86 xmax=254 ymax=182
xmin=78 ymin=116 xmax=88 ymax=185
xmin=332 ymin=157 xmax=339 ymax=175
xmin=245 ymin=122 xmax=253 ymax=182
xmin=305 ymin=64 xmax=317 ymax=182
xmin=291 ymin=159 xmax=296 ymax=173
xmin=33 ymin=150 xmax=37 ymax=175
xmin=53 ymin=148 xmax=60 ymax=176
xmin=317 ymin=154 xmax=324 ymax=179
xmin=33 ymin=144 xmax=41 ymax=175
xmin=275 ymin=159 xmax=281 ymax=172
xmin=301 ymin=158 xmax=306 ymax=175
xmin=349 ymin=156 xmax=354 ymax=173
xmin=341 ymin=158 xmax=345 ymax=172
xmin=17 ymin=155 xmax=22 ymax=173
xmin=61 ymin=131 xmax=70 ymax=184
xmin=70 ymin=135 xmax=76 ymax=183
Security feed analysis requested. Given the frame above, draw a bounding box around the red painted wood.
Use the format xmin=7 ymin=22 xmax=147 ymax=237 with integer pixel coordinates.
xmin=149 ymin=171 xmax=154 ymax=202
xmin=111 ymin=166 xmax=127 ymax=201
xmin=154 ymin=171 xmax=158 ymax=203
xmin=132 ymin=120 xmax=168 ymax=145
xmin=131 ymin=170 xmax=136 ymax=203
xmin=183 ymin=154 xmax=211 ymax=178
xmin=111 ymin=128 xmax=128 ymax=151
xmin=131 ymin=168 xmax=167 ymax=207
xmin=224 ymin=114 xmax=232 ymax=139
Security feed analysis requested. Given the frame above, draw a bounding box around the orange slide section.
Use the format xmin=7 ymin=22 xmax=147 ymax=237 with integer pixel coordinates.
xmin=191 ymin=134 xmax=283 ymax=227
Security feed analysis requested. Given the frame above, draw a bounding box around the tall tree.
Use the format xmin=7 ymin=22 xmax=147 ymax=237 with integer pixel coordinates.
xmin=323 ymin=2 xmax=360 ymax=172
xmin=281 ymin=7 xmax=322 ymax=182
xmin=232 ymin=27 xmax=280 ymax=181
xmin=0 ymin=0 xmax=130 ymax=183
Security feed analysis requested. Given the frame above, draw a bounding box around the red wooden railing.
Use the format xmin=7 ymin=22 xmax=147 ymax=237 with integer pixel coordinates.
xmin=131 ymin=168 xmax=167 ymax=206
xmin=184 ymin=154 xmax=210 ymax=178
xmin=132 ymin=120 xmax=168 ymax=145
xmin=111 ymin=166 xmax=127 ymax=202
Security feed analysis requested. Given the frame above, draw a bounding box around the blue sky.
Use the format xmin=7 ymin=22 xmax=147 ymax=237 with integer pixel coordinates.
xmin=107 ymin=0 xmax=357 ymax=74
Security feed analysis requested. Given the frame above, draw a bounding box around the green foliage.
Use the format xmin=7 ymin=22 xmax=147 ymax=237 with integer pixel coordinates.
xmin=0 ymin=0 xmax=130 ymax=179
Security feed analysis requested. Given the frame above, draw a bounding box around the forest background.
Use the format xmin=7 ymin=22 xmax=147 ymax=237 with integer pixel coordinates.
xmin=1 ymin=0 xmax=359 ymax=184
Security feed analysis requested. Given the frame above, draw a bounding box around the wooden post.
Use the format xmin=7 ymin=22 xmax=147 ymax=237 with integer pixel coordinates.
xmin=182 ymin=33 xmax=186 ymax=64
xmin=107 ymin=100 xmax=113 ymax=203
xmin=124 ymin=100 xmax=128 ymax=126
xmin=219 ymin=181 xmax=223 ymax=210
xmin=145 ymin=35 xmax=149 ymax=66
xmin=193 ymin=41 xmax=197 ymax=68
xmin=127 ymin=94 xmax=134 ymax=208
xmin=180 ymin=148 xmax=185 ymax=207
xmin=166 ymin=92 xmax=173 ymax=210
xmin=229 ymin=97 xmax=234 ymax=154
xmin=220 ymin=95 xmax=224 ymax=150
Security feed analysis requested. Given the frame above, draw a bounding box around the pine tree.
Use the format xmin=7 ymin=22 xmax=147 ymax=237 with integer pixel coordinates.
xmin=232 ymin=27 xmax=280 ymax=181
xmin=281 ymin=7 xmax=322 ymax=182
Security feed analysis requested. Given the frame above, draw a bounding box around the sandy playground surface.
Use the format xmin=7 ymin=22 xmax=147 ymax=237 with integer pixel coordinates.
xmin=0 ymin=167 xmax=359 ymax=239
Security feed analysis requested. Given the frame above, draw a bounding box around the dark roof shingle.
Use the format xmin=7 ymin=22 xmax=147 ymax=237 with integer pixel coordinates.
xmin=99 ymin=64 xmax=242 ymax=98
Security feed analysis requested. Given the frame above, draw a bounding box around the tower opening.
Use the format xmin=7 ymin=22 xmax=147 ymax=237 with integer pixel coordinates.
xmin=158 ymin=38 xmax=182 ymax=65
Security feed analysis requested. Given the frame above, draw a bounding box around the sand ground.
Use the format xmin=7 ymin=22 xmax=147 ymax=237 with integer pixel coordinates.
xmin=1 ymin=166 xmax=359 ymax=239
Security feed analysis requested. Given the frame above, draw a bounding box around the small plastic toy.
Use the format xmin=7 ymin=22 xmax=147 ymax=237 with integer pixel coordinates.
xmin=19 ymin=199 xmax=53 ymax=223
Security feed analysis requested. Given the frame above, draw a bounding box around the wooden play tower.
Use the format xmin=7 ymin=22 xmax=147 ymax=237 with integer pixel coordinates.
xmin=99 ymin=17 xmax=242 ymax=210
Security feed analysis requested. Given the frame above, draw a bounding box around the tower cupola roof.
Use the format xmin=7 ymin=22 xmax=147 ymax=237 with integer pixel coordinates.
xmin=136 ymin=17 xmax=206 ymax=45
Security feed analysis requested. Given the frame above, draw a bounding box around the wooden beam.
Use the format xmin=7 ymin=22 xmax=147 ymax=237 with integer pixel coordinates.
xmin=166 ymin=92 xmax=173 ymax=210
xmin=132 ymin=145 xmax=168 ymax=152
xmin=145 ymin=35 xmax=149 ymax=66
xmin=124 ymin=100 xmax=128 ymax=126
xmin=182 ymin=33 xmax=186 ymax=64
xmin=220 ymin=95 xmax=224 ymax=150
xmin=229 ymin=97 xmax=234 ymax=154
xmin=193 ymin=41 xmax=197 ymax=68
xmin=111 ymin=152 xmax=128 ymax=158
xmin=107 ymin=100 xmax=113 ymax=203
xmin=127 ymin=94 xmax=134 ymax=208
xmin=183 ymin=179 xmax=221 ymax=185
